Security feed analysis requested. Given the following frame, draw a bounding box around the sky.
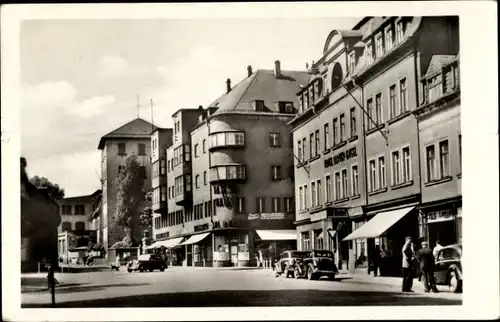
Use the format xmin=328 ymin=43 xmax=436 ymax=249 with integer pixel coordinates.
xmin=20 ymin=17 xmax=360 ymax=197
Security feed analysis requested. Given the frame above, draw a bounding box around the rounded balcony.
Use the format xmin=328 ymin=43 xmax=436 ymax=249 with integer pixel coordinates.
xmin=209 ymin=163 xmax=246 ymax=184
xmin=208 ymin=131 xmax=245 ymax=152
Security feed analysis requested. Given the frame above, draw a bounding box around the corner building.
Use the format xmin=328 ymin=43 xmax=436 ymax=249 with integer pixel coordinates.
xmin=151 ymin=62 xmax=308 ymax=267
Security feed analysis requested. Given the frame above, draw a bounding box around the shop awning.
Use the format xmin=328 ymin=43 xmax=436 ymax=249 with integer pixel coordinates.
xmin=146 ymin=242 xmax=160 ymax=250
xmin=343 ymin=206 xmax=416 ymax=241
xmin=159 ymin=237 xmax=185 ymax=248
xmin=179 ymin=233 xmax=210 ymax=246
xmin=256 ymin=230 xmax=297 ymax=241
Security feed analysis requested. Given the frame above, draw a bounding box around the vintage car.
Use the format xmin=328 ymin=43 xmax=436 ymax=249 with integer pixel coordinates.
xmin=293 ymin=250 xmax=339 ymax=280
xmin=274 ymin=250 xmax=308 ymax=278
xmin=127 ymin=254 xmax=167 ymax=273
xmin=434 ymin=244 xmax=462 ymax=293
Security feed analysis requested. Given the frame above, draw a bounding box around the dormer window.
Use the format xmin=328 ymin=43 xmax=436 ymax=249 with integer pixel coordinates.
xmin=385 ymin=25 xmax=394 ymax=51
xmin=303 ymin=91 xmax=309 ymax=110
xmin=278 ymin=101 xmax=294 ymax=113
xmin=255 ymin=100 xmax=265 ymax=111
xmin=322 ymin=73 xmax=329 ymax=94
xmin=348 ymin=51 xmax=356 ymax=73
xmin=396 ymin=19 xmax=407 ymax=44
xmin=308 ymin=86 xmax=315 ymax=104
xmin=427 ymin=75 xmax=443 ymax=103
xmin=313 ymin=78 xmax=323 ymax=99
xmin=298 ymin=94 xmax=303 ymax=113
xmin=375 ymin=32 xmax=384 ymax=58
xmin=366 ymin=41 xmax=373 ymax=65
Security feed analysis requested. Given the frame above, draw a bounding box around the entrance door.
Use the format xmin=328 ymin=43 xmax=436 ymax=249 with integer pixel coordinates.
xmin=230 ymin=245 xmax=238 ymax=266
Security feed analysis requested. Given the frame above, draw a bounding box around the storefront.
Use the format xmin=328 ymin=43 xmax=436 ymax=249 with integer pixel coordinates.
xmin=420 ymin=199 xmax=462 ymax=248
xmin=212 ymin=230 xmax=254 ymax=267
xmin=179 ymin=232 xmax=212 ymax=267
xmin=254 ymin=230 xmax=297 ymax=267
xmin=344 ymin=205 xmax=419 ymax=276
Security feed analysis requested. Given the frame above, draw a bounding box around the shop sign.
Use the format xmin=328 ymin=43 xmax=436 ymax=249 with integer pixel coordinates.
xmin=324 ymin=147 xmax=357 ymax=168
xmin=348 ymin=206 xmax=364 ymax=217
xmin=247 ymin=213 xmax=285 ymax=220
xmin=311 ymin=210 xmax=327 ymax=222
xmin=155 ymin=232 xmax=169 ymax=239
xmin=427 ymin=210 xmax=454 ymax=223
xmin=194 ymin=223 xmax=210 ymax=232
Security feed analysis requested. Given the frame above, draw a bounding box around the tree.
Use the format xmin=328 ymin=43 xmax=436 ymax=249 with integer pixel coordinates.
xmin=113 ymin=155 xmax=148 ymax=246
xmin=139 ymin=189 xmax=153 ymax=229
xmin=29 ymin=175 xmax=65 ymax=200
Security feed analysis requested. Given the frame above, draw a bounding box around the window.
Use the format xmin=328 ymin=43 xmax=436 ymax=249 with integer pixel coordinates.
xmin=256 ymin=197 xmax=265 ymax=213
xmin=367 ymin=98 xmax=374 ymax=129
xmin=322 ymin=73 xmax=329 ymax=94
xmin=75 ymin=221 xmax=85 ymax=231
xmin=301 ymin=231 xmax=311 ymax=251
xmin=311 ymin=181 xmax=317 ymax=207
xmin=348 ymin=51 xmax=356 ymax=73
xmin=309 ymin=86 xmax=315 ymax=105
xmin=160 ymin=159 xmax=166 ymax=175
xmin=203 ymin=171 xmax=207 ymax=185
xmin=279 ymin=102 xmax=294 ymax=113
xmin=297 ymin=140 xmax=302 ymax=162
xmin=167 ymin=160 xmax=171 ymax=173
xmin=184 ymin=144 xmax=191 ymax=162
xmin=303 ymin=92 xmax=309 ymax=110
xmin=194 ymin=144 xmax=199 ymax=158
xmin=316 ymin=179 xmax=322 ymax=205
xmin=272 ymin=198 xmax=282 ymax=212
xmin=352 ymin=165 xmax=359 ymax=196
xmin=138 ymin=143 xmax=146 ymax=155
xmin=75 ymin=205 xmax=85 ymax=215
xmin=391 ymin=150 xmax=401 ymax=185
xmin=389 ymin=84 xmax=398 ymax=118
xmin=270 ymin=133 xmax=281 ymax=147
xmin=255 ymin=100 xmax=265 ymax=111
xmin=314 ymin=130 xmax=320 ymax=156
xmin=236 ymin=197 xmax=245 ymax=213
xmin=314 ymin=230 xmax=324 ymax=250
xmin=403 ymin=146 xmax=411 ymax=182
xmin=375 ymin=93 xmax=382 ymax=125
xmin=426 ymin=145 xmax=436 ymax=182
xmin=378 ymin=156 xmax=386 ymax=188
xmin=195 ymin=175 xmax=200 ymax=189
xmin=341 ymin=169 xmax=348 ymax=198
xmin=61 ymin=205 xmax=71 ymax=215
xmin=335 ymin=172 xmax=341 ymax=200
xmin=161 ymin=186 xmax=166 ymax=202
xmin=399 ymin=77 xmax=408 ymax=113
xmin=61 ymin=222 xmax=71 ymax=232
xmin=285 ymin=197 xmax=294 ymax=213
xmin=375 ymin=32 xmax=384 ymax=58
xmin=366 ymin=41 xmax=373 ymax=64
xmin=396 ymin=20 xmax=406 ymax=43
xmin=325 ymin=175 xmax=332 ymax=203
xmin=118 ymin=143 xmax=126 ymax=155
xmin=340 ymin=114 xmax=346 ymax=142
xmin=439 ymin=140 xmax=450 ymax=178
xmin=271 ymin=166 xmax=282 ymax=181
xmin=369 ymin=159 xmax=377 ymax=192
xmin=309 ymin=133 xmax=314 ymax=158
xmin=210 ymin=165 xmax=246 ymax=181
xmin=299 ymin=186 xmax=304 ymax=211
xmin=210 ymin=132 xmax=245 ymax=148
xmin=202 ymin=139 xmax=206 ymax=153
xmin=350 ymin=108 xmax=357 ymax=137
xmin=333 ymin=118 xmax=339 ymax=145
xmin=152 ymin=161 xmax=160 ymax=178
xmin=427 ymin=75 xmax=443 ymax=103
xmin=458 ymin=134 xmax=462 ymax=173
xmin=304 ymin=185 xmax=309 ymax=209
xmin=301 ymin=138 xmax=307 ymax=161
xmin=385 ymin=26 xmax=394 ymax=51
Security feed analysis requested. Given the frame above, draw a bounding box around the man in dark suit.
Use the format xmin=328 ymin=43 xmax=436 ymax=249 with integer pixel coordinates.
xmin=401 ymin=236 xmax=414 ymax=292
xmin=417 ymin=241 xmax=439 ymax=293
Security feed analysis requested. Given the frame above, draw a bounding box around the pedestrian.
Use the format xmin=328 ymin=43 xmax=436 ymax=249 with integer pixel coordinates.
xmin=371 ymin=244 xmax=382 ymax=277
xmin=417 ymin=241 xmax=439 ymax=293
xmin=379 ymin=245 xmax=388 ymax=276
xmin=433 ymin=240 xmax=443 ymax=259
xmin=401 ymin=236 xmax=415 ymax=292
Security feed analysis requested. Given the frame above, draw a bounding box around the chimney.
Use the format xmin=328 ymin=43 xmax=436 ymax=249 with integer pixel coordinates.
xmin=274 ymin=60 xmax=281 ymax=78
xmin=247 ymin=65 xmax=253 ymax=77
xmin=226 ymin=78 xmax=231 ymax=93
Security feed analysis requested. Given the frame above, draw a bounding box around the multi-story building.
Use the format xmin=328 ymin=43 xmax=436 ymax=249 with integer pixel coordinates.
xmin=150 ymin=127 xmax=173 ymax=217
xmin=151 ymin=62 xmax=309 ymax=267
xmin=97 ymin=118 xmax=155 ymax=253
xmin=294 ymin=16 xmax=459 ymax=274
xmin=57 ymin=190 xmax=101 ymax=233
xmin=414 ymin=54 xmax=461 ymax=247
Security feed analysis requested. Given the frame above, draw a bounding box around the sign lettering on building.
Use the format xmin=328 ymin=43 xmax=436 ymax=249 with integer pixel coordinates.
xmin=194 ymin=223 xmax=210 ymax=232
xmin=247 ymin=213 xmax=286 ymax=220
xmin=155 ymin=232 xmax=170 ymax=239
xmin=324 ymin=147 xmax=357 ymax=168
xmin=348 ymin=206 xmax=364 ymax=217
xmin=427 ymin=210 xmax=454 ymax=223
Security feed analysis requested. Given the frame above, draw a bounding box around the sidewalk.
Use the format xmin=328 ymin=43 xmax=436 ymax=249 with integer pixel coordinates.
xmin=168 ymin=265 xmax=263 ymax=271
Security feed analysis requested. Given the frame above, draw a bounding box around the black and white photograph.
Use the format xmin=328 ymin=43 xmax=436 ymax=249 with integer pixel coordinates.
xmin=2 ymin=2 xmax=498 ymax=321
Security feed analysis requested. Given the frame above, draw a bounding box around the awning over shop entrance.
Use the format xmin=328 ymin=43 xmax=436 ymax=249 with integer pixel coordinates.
xmin=343 ymin=206 xmax=416 ymax=241
xmin=146 ymin=241 xmax=160 ymax=250
xmin=159 ymin=237 xmax=185 ymax=248
xmin=179 ymin=233 xmax=210 ymax=246
xmin=256 ymin=230 xmax=297 ymax=241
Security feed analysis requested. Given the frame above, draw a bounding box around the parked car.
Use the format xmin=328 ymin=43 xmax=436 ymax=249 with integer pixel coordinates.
xmin=274 ymin=250 xmax=308 ymax=278
xmin=434 ymin=244 xmax=462 ymax=293
xmin=294 ymin=250 xmax=339 ymax=280
xmin=127 ymin=254 xmax=167 ymax=273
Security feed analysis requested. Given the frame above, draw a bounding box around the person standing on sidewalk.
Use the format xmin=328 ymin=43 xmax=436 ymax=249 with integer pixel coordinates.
xmin=401 ymin=237 xmax=415 ymax=292
xmin=433 ymin=240 xmax=443 ymax=259
xmin=418 ymin=241 xmax=439 ymax=293
xmin=369 ymin=245 xmax=382 ymax=277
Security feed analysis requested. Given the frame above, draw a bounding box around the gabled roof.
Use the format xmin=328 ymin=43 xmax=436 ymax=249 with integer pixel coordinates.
xmin=98 ymin=118 xmax=156 ymax=149
xmin=208 ymin=69 xmax=309 ymax=115
xmin=425 ymin=55 xmax=457 ymax=79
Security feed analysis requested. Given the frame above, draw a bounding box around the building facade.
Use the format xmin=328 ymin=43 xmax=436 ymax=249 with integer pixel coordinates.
xmin=97 ymin=118 xmax=155 ymax=253
xmin=57 ymin=190 xmax=101 ymax=233
xmin=151 ymin=127 xmax=173 ymax=216
xmin=150 ymin=62 xmax=309 ymax=267
xmin=294 ymin=16 xmax=459 ymax=274
xmin=414 ymin=54 xmax=461 ymax=247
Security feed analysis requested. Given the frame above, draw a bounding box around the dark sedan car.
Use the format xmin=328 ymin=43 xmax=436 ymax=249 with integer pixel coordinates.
xmin=295 ymin=250 xmax=339 ymax=280
xmin=127 ymin=254 xmax=167 ymax=273
xmin=274 ymin=250 xmax=308 ymax=278
xmin=434 ymin=244 xmax=462 ymax=293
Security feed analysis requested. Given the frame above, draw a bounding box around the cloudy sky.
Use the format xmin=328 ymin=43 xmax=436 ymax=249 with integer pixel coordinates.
xmin=20 ymin=17 xmax=360 ymax=197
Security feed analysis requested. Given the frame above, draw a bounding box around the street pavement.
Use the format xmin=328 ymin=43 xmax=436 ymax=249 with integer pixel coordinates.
xmin=21 ymin=267 xmax=462 ymax=307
